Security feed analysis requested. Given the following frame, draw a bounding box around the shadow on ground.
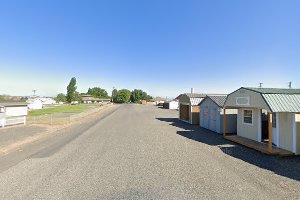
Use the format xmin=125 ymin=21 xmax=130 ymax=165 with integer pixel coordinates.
xmin=157 ymin=117 xmax=300 ymax=182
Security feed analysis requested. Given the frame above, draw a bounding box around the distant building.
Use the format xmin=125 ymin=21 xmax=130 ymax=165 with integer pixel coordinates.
xmin=27 ymin=98 xmax=43 ymax=110
xmin=26 ymin=97 xmax=56 ymax=109
xmin=141 ymin=100 xmax=147 ymax=105
xmin=39 ymin=97 xmax=56 ymax=105
xmin=82 ymin=95 xmax=110 ymax=104
xmin=153 ymin=97 xmax=166 ymax=106
xmin=163 ymin=100 xmax=179 ymax=110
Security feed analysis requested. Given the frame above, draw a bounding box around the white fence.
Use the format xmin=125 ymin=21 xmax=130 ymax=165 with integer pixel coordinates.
xmin=0 ymin=116 xmax=26 ymax=128
xmin=27 ymin=105 xmax=112 ymax=125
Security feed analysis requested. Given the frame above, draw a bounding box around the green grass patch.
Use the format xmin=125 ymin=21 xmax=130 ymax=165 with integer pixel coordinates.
xmin=29 ymin=104 xmax=102 ymax=116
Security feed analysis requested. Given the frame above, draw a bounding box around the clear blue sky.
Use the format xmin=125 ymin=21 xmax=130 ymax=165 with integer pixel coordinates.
xmin=0 ymin=0 xmax=299 ymax=98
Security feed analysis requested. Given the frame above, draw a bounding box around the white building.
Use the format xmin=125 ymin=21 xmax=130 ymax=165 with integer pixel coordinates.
xmin=0 ymin=103 xmax=28 ymax=127
xmin=26 ymin=97 xmax=56 ymax=110
xmin=163 ymin=100 xmax=179 ymax=110
xmin=199 ymin=95 xmax=237 ymax=134
xmin=39 ymin=97 xmax=56 ymax=105
xmin=27 ymin=98 xmax=43 ymax=110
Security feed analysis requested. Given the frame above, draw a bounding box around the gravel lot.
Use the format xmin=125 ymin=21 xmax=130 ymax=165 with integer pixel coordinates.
xmin=0 ymin=104 xmax=299 ymax=200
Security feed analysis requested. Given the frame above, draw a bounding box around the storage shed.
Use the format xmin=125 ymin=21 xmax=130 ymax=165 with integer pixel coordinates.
xmin=163 ymin=100 xmax=179 ymax=110
xmin=0 ymin=102 xmax=28 ymax=127
xmin=224 ymin=87 xmax=300 ymax=155
xmin=199 ymin=95 xmax=237 ymax=134
xmin=178 ymin=93 xmax=206 ymax=124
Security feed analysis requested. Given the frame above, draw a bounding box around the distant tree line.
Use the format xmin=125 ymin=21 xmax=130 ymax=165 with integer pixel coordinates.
xmin=112 ymin=88 xmax=152 ymax=103
xmin=55 ymin=77 xmax=152 ymax=104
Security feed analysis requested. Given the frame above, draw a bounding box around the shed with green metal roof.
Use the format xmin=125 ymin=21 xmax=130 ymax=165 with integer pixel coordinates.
xmin=224 ymin=87 xmax=300 ymax=155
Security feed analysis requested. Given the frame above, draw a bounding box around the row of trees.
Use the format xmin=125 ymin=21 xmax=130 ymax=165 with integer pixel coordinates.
xmin=54 ymin=77 xmax=110 ymax=103
xmin=55 ymin=77 xmax=152 ymax=104
xmin=112 ymin=89 xmax=152 ymax=103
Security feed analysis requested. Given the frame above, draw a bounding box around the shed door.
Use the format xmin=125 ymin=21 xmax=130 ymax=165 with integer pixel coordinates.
xmin=179 ymin=104 xmax=189 ymax=121
xmin=209 ymin=108 xmax=217 ymax=132
xmin=202 ymin=107 xmax=209 ymax=129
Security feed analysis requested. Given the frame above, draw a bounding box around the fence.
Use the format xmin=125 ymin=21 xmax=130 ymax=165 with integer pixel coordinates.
xmin=0 ymin=116 xmax=26 ymax=128
xmin=27 ymin=105 xmax=112 ymax=126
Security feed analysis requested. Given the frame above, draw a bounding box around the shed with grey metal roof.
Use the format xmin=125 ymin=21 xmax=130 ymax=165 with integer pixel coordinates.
xmin=178 ymin=93 xmax=207 ymax=125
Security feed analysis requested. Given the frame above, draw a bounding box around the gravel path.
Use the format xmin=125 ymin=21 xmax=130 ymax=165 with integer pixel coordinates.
xmin=0 ymin=104 xmax=299 ymax=200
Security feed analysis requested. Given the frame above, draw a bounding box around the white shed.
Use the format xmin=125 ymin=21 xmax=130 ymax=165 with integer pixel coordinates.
xmin=0 ymin=103 xmax=28 ymax=127
xmin=163 ymin=100 xmax=179 ymax=109
xmin=27 ymin=98 xmax=43 ymax=110
xmin=199 ymin=95 xmax=237 ymax=134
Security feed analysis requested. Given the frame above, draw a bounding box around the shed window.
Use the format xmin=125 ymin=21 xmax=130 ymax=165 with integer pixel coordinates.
xmin=243 ymin=110 xmax=253 ymax=124
xmin=272 ymin=113 xmax=276 ymax=128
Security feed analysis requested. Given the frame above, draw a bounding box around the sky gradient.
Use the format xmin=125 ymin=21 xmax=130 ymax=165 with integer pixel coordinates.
xmin=0 ymin=0 xmax=299 ymax=98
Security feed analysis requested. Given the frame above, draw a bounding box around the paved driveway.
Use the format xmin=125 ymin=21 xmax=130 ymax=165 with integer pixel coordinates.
xmin=0 ymin=104 xmax=299 ymax=200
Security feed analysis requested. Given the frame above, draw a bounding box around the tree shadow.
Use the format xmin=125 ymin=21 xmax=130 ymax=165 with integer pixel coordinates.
xmin=156 ymin=117 xmax=300 ymax=181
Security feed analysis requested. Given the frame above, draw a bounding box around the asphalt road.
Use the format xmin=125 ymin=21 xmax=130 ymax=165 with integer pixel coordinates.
xmin=0 ymin=104 xmax=300 ymax=200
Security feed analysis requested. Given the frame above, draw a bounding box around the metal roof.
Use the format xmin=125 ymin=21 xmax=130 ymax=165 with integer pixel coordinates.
xmin=241 ymin=87 xmax=300 ymax=112
xmin=200 ymin=95 xmax=227 ymax=108
xmin=262 ymin=94 xmax=300 ymax=112
xmin=185 ymin=93 xmax=207 ymax=98
xmin=190 ymin=97 xmax=204 ymax=106
xmin=243 ymin=87 xmax=300 ymax=94
xmin=0 ymin=102 xmax=28 ymax=107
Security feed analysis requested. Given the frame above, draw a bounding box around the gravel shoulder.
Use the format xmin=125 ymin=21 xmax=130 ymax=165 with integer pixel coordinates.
xmin=0 ymin=104 xmax=116 ymax=156
xmin=0 ymin=104 xmax=299 ymax=200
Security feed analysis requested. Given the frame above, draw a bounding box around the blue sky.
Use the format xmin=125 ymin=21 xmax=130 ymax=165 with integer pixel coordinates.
xmin=0 ymin=0 xmax=299 ymax=98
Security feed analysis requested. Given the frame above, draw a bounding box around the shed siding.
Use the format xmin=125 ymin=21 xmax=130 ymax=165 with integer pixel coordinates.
xmin=199 ymin=99 xmax=219 ymax=132
xmin=237 ymin=108 xmax=259 ymax=141
xmin=296 ymin=122 xmax=300 ymax=154
xmin=225 ymin=88 xmax=269 ymax=111
xmin=220 ymin=113 xmax=237 ymax=134
xmin=200 ymin=98 xmax=237 ymax=134
xmin=279 ymin=113 xmax=293 ymax=152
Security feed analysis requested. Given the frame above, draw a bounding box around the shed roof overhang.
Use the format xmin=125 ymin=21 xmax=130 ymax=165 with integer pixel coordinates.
xmin=224 ymin=87 xmax=300 ymax=113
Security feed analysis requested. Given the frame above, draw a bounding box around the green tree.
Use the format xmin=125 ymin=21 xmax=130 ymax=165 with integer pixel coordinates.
xmin=130 ymin=89 xmax=152 ymax=102
xmin=130 ymin=89 xmax=144 ymax=103
xmin=87 ymin=87 xmax=109 ymax=98
xmin=66 ymin=77 xmax=77 ymax=103
xmin=55 ymin=93 xmax=66 ymax=102
xmin=74 ymin=91 xmax=82 ymax=102
xmin=112 ymin=88 xmax=118 ymax=102
xmin=114 ymin=89 xmax=131 ymax=103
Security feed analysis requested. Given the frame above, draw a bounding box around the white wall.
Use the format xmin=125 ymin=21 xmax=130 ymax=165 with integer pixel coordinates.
xmin=237 ymin=108 xmax=260 ymax=141
xmin=28 ymin=100 xmax=43 ymax=110
xmin=169 ymin=101 xmax=179 ymax=109
xmin=200 ymin=98 xmax=237 ymax=134
xmin=5 ymin=106 xmax=28 ymax=116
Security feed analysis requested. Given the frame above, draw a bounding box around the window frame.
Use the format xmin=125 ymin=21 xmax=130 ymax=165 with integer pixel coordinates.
xmin=242 ymin=109 xmax=254 ymax=126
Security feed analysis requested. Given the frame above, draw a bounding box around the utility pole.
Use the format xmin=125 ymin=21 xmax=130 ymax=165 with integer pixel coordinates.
xmin=259 ymin=83 xmax=263 ymax=88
